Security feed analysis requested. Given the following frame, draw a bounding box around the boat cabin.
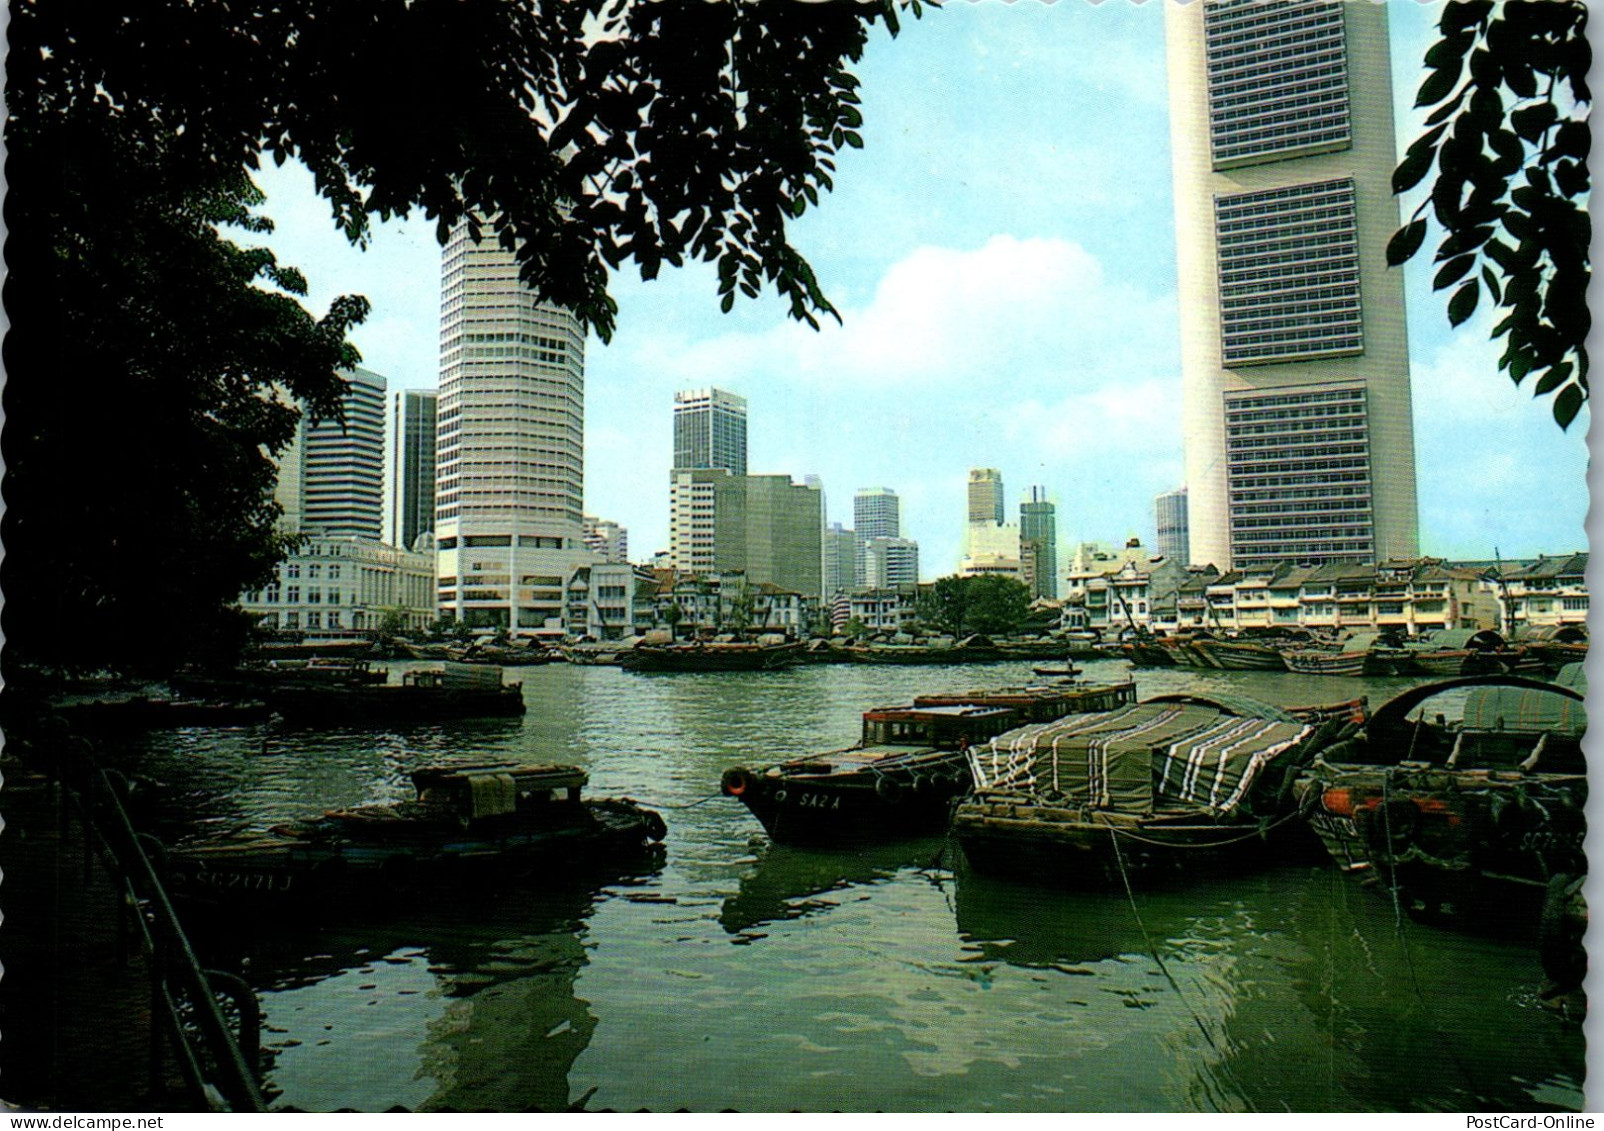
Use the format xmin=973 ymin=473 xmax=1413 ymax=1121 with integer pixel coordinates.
xmin=410 ymin=763 xmax=588 ymax=821
xmin=860 ymin=704 xmax=1018 ymax=750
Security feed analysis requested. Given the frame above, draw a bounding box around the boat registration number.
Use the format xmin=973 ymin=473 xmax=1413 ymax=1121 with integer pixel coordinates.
xmin=181 ymin=869 xmax=295 ymax=893
xmin=773 ymin=789 xmax=840 ymax=811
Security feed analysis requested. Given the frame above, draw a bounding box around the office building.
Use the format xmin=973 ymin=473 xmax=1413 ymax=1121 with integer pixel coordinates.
xmin=667 ymin=469 xmax=822 ymax=595
xmin=1020 ymin=486 xmax=1058 ymax=600
xmin=673 ymin=388 xmax=748 ymax=475
xmin=853 ymin=487 xmax=900 ymax=587
xmin=275 ymin=366 xmax=387 ymax=540
xmin=1167 ymin=0 xmax=1418 ymax=570
xmin=384 ymin=387 xmax=437 ymax=552
xmin=582 ymin=516 xmax=629 ymax=564
xmin=434 ymin=220 xmax=595 ymax=633
xmin=960 ymin=521 xmax=1022 ymax=581
xmin=861 ymin=536 xmax=920 ymax=590
xmin=968 ymin=468 xmax=1005 ymax=525
xmin=823 ymin=523 xmax=856 ymax=595
xmin=1155 ymin=486 xmax=1191 ymax=564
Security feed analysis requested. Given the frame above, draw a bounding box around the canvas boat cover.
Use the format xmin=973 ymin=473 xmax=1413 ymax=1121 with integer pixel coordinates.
xmin=1461 ymin=685 xmax=1587 ymax=738
xmin=969 ymin=703 xmax=1310 ymax=815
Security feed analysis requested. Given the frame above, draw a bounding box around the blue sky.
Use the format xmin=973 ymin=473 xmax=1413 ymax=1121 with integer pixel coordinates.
xmin=249 ymin=1 xmax=1591 ymax=575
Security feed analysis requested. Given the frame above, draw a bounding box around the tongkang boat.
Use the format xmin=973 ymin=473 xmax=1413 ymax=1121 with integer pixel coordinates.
xmin=720 ymin=681 xmax=1138 ymax=845
xmin=1292 ymin=675 xmax=1586 ymax=926
xmin=951 ymin=694 xmax=1358 ymax=886
xmin=167 ymin=763 xmax=667 ymax=910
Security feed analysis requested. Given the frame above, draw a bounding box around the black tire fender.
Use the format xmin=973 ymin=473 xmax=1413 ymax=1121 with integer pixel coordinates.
xmin=875 ymin=775 xmax=904 ymax=804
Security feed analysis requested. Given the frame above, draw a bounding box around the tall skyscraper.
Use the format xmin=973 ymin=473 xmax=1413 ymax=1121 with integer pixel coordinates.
xmin=823 ymin=522 xmax=856 ymax=595
xmin=385 ymin=387 xmax=437 ymax=552
xmin=673 ymin=388 xmax=748 ymax=475
xmin=853 ymin=487 xmax=900 ymax=587
xmin=275 ymin=366 xmax=387 ymax=540
xmin=968 ymin=468 xmax=1005 ymax=525
xmin=1167 ymin=0 xmax=1418 ymax=570
xmin=1155 ymin=486 xmax=1191 ymax=564
xmin=1019 ymin=486 xmax=1057 ymax=600
xmin=435 ymin=221 xmax=593 ymax=632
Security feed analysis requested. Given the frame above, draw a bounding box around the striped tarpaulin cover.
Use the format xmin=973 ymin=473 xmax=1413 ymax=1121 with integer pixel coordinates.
xmin=970 ymin=703 xmax=1224 ymax=811
xmin=1153 ymin=717 xmax=1310 ymax=814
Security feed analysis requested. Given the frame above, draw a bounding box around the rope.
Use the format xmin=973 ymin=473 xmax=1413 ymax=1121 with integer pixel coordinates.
xmin=653 ymin=792 xmax=725 ymax=809
xmin=1078 ymin=809 xmax=1301 ymax=852
xmin=1102 ymin=818 xmax=1222 ymax=1057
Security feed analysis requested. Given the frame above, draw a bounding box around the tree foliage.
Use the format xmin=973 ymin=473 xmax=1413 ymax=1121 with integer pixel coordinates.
xmin=5 ymin=0 xmax=920 ymax=676
xmin=916 ymin=575 xmax=1030 ymax=637
xmin=1389 ymin=0 xmax=1590 ymax=429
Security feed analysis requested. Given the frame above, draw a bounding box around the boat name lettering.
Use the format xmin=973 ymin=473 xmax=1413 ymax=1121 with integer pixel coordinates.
xmin=194 ymin=869 xmax=295 ymax=893
xmin=789 ymin=792 xmax=841 ymax=811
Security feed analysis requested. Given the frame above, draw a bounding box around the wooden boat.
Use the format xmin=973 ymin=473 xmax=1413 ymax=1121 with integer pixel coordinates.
xmin=836 ymin=635 xmax=1003 ymax=665
xmin=267 ymin=663 xmax=525 ymax=724
xmin=1191 ymin=638 xmax=1288 ymax=672
xmin=1281 ymin=648 xmax=1367 ymax=676
xmin=1293 ymin=675 xmax=1586 ymax=930
xmin=721 ymin=681 xmax=1138 ymax=845
xmin=619 ymin=640 xmax=804 ymax=672
xmin=561 ymin=643 xmax=627 ymax=666
xmin=952 ymin=694 xmax=1355 ymax=886
xmin=1030 ymin=664 xmax=1082 ymax=679
xmin=58 ymin=696 xmax=272 ymax=730
xmin=166 ymin=763 xmax=666 ymax=910
xmin=990 ymin=639 xmax=1081 ymax=661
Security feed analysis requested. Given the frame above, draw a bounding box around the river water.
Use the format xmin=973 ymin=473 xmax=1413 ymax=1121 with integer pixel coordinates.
xmin=125 ymin=659 xmax=1587 ymax=1112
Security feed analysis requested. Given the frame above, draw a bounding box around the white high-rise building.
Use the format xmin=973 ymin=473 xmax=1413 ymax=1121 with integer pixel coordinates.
xmin=582 ymin=516 xmax=629 ymax=564
xmin=853 ymin=487 xmax=900 ymax=587
xmin=861 ymin=536 xmax=920 ymax=589
xmin=275 ymin=366 xmax=387 ymax=540
xmin=673 ymin=388 xmax=748 ymax=475
xmin=434 ymin=222 xmax=595 ymax=634
xmin=1155 ymin=486 xmax=1190 ymax=564
xmin=1167 ymin=0 xmax=1418 ymax=571
xmin=384 ymin=387 xmax=437 ymax=552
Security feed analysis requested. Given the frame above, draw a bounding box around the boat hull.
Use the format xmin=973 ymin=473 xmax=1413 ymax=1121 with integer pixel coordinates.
xmin=267 ymin=685 xmax=526 ymax=723
xmin=1281 ymin=650 xmax=1367 ymax=677
xmin=167 ymin=799 xmax=665 ymax=910
xmin=1193 ymin=641 xmax=1288 ymax=671
xmin=722 ymin=754 xmax=968 ymax=846
xmin=620 ymin=644 xmax=804 ymax=672
xmin=953 ymin=798 xmax=1299 ymax=887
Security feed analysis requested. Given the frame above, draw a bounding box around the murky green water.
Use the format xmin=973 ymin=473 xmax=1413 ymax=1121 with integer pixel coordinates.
xmin=127 ymin=659 xmax=1586 ymax=1112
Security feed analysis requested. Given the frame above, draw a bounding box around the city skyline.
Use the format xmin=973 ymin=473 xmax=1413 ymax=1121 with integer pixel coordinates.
xmin=239 ymin=2 xmax=1589 ymax=579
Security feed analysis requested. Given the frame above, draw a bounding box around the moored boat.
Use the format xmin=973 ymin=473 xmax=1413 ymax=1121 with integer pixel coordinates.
xmin=836 ymin=635 xmax=1003 ymax=665
xmin=166 ymin=762 xmax=667 ymax=911
xmin=952 ymin=694 xmax=1355 ymax=886
xmin=721 ymin=681 xmax=1138 ymax=845
xmin=267 ymin=663 xmax=525 ymax=723
xmin=619 ymin=640 xmax=804 ymax=672
xmin=1191 ymin=638 xmax=1288 ymax=672
xmin=1293 ymin=675 xmax=1586 ymax=929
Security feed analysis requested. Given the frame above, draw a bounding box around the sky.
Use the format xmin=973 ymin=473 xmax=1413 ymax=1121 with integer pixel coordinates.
xmin=246 ymin=0 xmax=1593 ymax=578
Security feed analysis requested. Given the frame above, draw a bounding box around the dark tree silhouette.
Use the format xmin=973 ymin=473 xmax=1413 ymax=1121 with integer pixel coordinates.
xmin=1389 ymin=0 xmax=1590 ymax=429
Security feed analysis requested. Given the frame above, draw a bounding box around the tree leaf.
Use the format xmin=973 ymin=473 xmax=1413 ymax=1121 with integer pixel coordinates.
xmin=1448 ymin=280 xmax=1479 ymax=326
xmin=1386 ymin=219 xmax=1428 ymax=265
xmin=1481 ymin=264 xmax=1502 ymax=305
xmin=1434 ymin=253 xmax=1477 ymax=290
xmin=1553 ymin=383 xmax=1584 ymax=429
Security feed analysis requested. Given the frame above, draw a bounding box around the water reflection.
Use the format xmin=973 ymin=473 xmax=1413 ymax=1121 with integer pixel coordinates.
xmin=190 ymin=872 xmax=661 ymax=1111
xmin=719 ymin=836 xmax=949 ymax=935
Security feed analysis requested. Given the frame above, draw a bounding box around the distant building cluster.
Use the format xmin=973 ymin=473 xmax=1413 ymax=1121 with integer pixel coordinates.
xmin=238 ymin=6 xmax=1584 ymax=643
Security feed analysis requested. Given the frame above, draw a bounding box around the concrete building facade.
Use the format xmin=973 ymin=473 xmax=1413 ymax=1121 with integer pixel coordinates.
xmin=434 ymin=221 xmax=597 ymax=634
xmin=1167 ymin=0 xmax=1418 ymax=571
xmin=824 ymin=522 xmax=857 ymax=596
xmin=1020 ymin=486 xmax=1058 ymax=600
xmin=1155 ymin=486 xmax=1190 ymax=565
xmin=673 ymin=388 xmax=748 ymax=476
xmin=276 ymin=366 xmax=387 ymax=540
xmin=243 ymin=534 xmax=435 ymax=635
xmin=967 ymin=468 xmax=1005 ymax=525
xmin=385 ymin=387 xmax=437 ymax=552
xmin=853 ymin=487 xmax=901 ymax=587
xmin=861 ymin=536 xmax=921 ymax=590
